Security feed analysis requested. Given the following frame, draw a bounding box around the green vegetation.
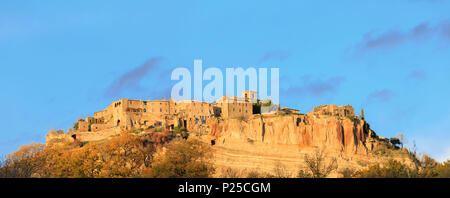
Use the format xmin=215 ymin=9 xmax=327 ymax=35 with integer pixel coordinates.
xmin=173 ymin=126 xmax=186 ymax=134
xmin=131 ymin=128 xmax=144 ymax=134
xmin=73 ymin=120 xmax=81 ymax=130
xmin=173 ymin=126 xmax=189 ymax=139
xmin=153 ymin=126 xmax=163 ymax=132
xmin=252 ymin=99 xmax=273 ymax=114
xmin=345 ymin=115 xmax=355 ymax=122
xmin=278 ymin=112 xmax=300 ymax=117
xmin=389 ymin=137 xmax=401 ymax=149
xmin=260 ymin=100 xmax=272 ymax=107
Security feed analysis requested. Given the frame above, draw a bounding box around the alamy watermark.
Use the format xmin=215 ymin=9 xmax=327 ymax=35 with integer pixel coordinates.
xmin=170 ymin=59 xmax=279 ymax=104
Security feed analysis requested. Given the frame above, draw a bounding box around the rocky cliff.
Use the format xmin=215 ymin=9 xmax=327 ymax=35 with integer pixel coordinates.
xmin=205 ymin=113 xmax=371 ymax=154
xmin=190 ymin=111 xmax=411 ymax=177
xmin=46 ymin=104 xmax=413 ymax=177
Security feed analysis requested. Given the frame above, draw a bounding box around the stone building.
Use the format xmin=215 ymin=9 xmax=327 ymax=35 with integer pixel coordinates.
xmin=215 ymin=95 xmax=253 ymax=119
xmin=242 ymin=90 xmax=257 ymax=103
xmin=312 ymin=104 xmax=354 ymax=117
xmin=75 ymin=90 xmax=256 ymax=132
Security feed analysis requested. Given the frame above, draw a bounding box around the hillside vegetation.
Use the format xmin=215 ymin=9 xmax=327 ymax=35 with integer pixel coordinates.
xmin=1 ymin=129 xmax=449 ymax=178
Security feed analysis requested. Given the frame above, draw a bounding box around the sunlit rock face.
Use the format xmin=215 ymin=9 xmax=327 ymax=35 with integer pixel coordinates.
xmin=207 ymin=112 xmax=372 ymax=155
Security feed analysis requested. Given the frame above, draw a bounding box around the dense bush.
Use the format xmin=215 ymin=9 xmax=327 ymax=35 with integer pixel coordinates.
xmin=355 ymin=157 xmax=450 ymax=178
xmin=355 ymin=159 xmax=413 ymax=178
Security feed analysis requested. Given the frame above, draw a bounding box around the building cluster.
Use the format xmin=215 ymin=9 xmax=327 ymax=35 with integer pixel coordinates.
xmin=77 ymin=90 xmax=258 ymax=132
xmin=311 ymin=104 xmax=355 ymax=117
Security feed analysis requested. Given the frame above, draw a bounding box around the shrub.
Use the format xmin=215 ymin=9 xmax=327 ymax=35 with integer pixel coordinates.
xmin=272 ymin=161 xmax=291 ymax=178
xmin=145 ymin=139 xmax=215 ymax=178
xmin=220 ymin=167 xmax=242 ymax=178
xmin=355 ymin=159 xmax=413 ymax=178
xmin=173 ymin=126 xmax=186 ymax=134
xmin=436 ymin=160 xmax=450 ymax=178
xmin=247 ymin=170 xmax=262 ymax=178
xmin=297 ymin=169 xmax=312 ymax=178
xmin=345 ymin=115 xmax=355 ymax=122
xmin=131 ymin=128 xmax=144 ymax=134
xmin=339 ymin=168 xmax=356 ymax=178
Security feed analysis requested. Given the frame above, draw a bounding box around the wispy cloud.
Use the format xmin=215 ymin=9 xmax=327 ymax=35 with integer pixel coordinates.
xmin=406 ymin=70 xmax=427 ymax=80
xmin=283 ymin=76 xmax=345 ymax=97
xmin=352 ymin=21 xmax=450 ymax=54
xmin=104 ymin=57 xmax=164 ymax=97
xmin=367 ymin=89 xmax=395 ymax=103
xmin=258 ymin=51 xmax=290 ymax=63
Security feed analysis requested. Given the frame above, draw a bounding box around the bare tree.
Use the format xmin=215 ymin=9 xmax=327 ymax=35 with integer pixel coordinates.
xmin=302 ymin=148 xmax=338 ymax=178
xmin=396 ymin=133 xmax=407 ymax=149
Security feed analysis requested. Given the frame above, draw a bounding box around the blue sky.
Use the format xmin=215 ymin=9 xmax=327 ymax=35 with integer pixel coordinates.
xmin=1 ymin=0 xmax=449 ymax=161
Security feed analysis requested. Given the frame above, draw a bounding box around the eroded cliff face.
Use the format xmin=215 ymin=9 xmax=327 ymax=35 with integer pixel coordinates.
xmin=192 ymin=113 xmax=409 ymax=177
xmin=205 ymin=113 xmax=372 ymax=155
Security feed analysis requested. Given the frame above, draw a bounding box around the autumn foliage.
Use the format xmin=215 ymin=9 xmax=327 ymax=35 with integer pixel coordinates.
xmin=0 ymin=131 xmax=215 ymax=178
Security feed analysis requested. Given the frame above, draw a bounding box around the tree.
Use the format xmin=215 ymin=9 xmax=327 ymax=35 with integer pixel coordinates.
xmin=145 ymin=139 xmax=215 ymax=178
xmin=389 ymin=137 xmax=401 ymax=149
xmin=301 ymin=148 xmax=338 ymax=178
xmin=436 ymin=160 xmax=450 ymax=178
xmin=361 ymin=108 xmax=365 ymax=120
xmin=418 ymin=154 xmax=438 ymax=178
xmin=2 ymin=143 xmax=46 ymax=178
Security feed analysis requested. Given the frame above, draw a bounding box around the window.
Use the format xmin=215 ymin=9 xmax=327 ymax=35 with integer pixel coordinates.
xmin=143 ymin=109 xmax=146 ymax=112
xmin=143 ymin=101 xmax=147 ymax=105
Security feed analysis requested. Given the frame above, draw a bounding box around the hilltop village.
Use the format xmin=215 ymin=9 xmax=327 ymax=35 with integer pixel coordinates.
xmin=76 ymin=90 xmax=259 ymax=133
xmin=45 ymin=90 xmax=411 ymax=176
xmin=71 ymin=90 xmax=354 ymax=137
